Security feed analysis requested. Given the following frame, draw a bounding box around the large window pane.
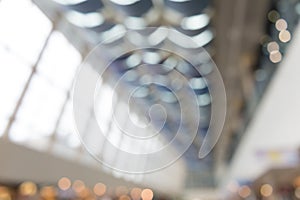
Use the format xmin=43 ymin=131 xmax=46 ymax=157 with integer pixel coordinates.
xmin=10 ymin=75 xmax=66 ymax=143
xmin=95 ymin=84 xmax=115 ymax=134
xmin=0 ymin=47 xmax=31 ymax=135
xmin=38 ymin=31 xmax=82 ymax=91
xmin=0 ymin=0 xmax=52 ymax=65
xmin=56 ymin=100 xmax=83 ymax=149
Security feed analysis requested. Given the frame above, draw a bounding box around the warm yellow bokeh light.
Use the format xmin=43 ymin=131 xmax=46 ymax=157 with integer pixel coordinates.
xmin=119 ymin=194 xmax=131 ymax=200
xmin=19 ymin=181 xmax=37 ymax=196
xmin=78 ymin=188 xmax=91 ymax=198
xmin=267 ymin=41 xmax=279 ymax=53
xmin=93 ymin=183 xmax=106 ymax=196
xmin=295 ymin=187 xmax=300 ymax=199
xmin=279 ymin=30 xmax=291 ymax=43
xmin=40 ymin=186 xmax=57 ymax=199
xmin=238 ymin=185 xmax=251 ymax=198
xmin=73 ymin=180 xmax=85 ymax=193
xmin=269 ymin=51 xmax=282 ymax=63
xmin=58 ymin=177 xmax=71 ymax=191
xmin=130 ymin=188 xmax=142 ymax=200
xmin=294 ymin=176 xmax=300 ymax=188
xmin=141 ymin=189 xmax=153 ymax=200
xmin=275 ymin=19 xmax=288 ymax=31
xmin=260 ymin=184 xmax=273 ymax=197
xmin=0 ymin=186 xmax=11 ymax=200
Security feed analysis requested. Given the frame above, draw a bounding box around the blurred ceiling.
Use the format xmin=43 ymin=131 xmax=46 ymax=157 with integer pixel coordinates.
xmin=31 ymin=0 xmax=300 ymax=189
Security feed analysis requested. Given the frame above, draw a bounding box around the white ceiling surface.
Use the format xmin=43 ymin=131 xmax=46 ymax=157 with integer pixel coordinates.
xmin=224 ymin=24 xmax=300 ymax=183
xmin=0 ymin=139 xmax=186 ymax=194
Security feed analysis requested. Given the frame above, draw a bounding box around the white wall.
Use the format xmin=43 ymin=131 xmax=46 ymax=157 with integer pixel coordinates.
xmin=224 ymin=24 xmax=300 ymax=184
xmin=0 ymin=139 xmax=186 ymax=194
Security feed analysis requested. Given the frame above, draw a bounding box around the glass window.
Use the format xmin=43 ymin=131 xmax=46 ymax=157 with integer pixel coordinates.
xmin=7 ymin=30 xmax=81 ymax=145
xmin=95 ymin=84 xmax=115 ymax=134
xmin=0 ymin=0 xmax=52 ymax=65
xmin=0 ymin=47 xmax=31 ymax=136
xmin=57 ymin=99 xmax=83 ymax=149
xmin=38 ymin=31 xmax=82 ymax=91
xmin=9 ymin=75 xmax=67 ymax=143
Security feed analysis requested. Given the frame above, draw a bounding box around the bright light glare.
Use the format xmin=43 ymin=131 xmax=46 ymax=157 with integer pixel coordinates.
xmin=126 ymin=54 xmax=142 ymax=68
xmin=143 ymin=52 xmax=161 ymax=64
xmin=94 ymin=183 xmax=106 ymax=196
xmin=19 ymin=182 xmax=37 ymax=196
xmin=124 ymin=17 xmax=146 ymax=29
xmin=8 ymin=31 xmax=81 ymax=143
xmin=100 ymin=25 xmax=126 ymax=44
xmin=66 ymin=11 xmax=105 ymax=28
xmin=197 ymin=93 xmax=211 ymax=106
xmin=10 ymin=76 xmax=66 ymax=142
xmin=0 ymin=47 xmax=31 ymax=126
xmin=181 ymin=14 xmax=210 ymax=31
xmin=0 ymin=0 xmax=52 ymax=64
xmin=52 ymin=0 xmax=87 ymax=5
xmin=58 ymin=177 xmax=71 ymax=191
xmin=56 ymin=100 xmax=84 ymax=149
xmin=275 ymin=18 xmax=288 ymax=31
xmin=190 ymin=77 xmax=206 ymax=90
xmin=141 ymin=189 xmax=153 ymax=200
xmin=110 ymin=0 xmax=140 ymax=6
xmin=169 ymin=0 xmax=191 ymax=2
xmin=260 ymin=184 xmax=273 ymax=197
xmin=193 ymin=29 xmax=214 ymax=47
xmin=38 ymin=31 xmax=82 ymax=90
xmin=269 ymin=51 xmax=282 ymax=63
xmin=168 ymin=29 xmax=213 ymax=48
xmin=147 ymin=27 xmax=168 ymax=46
xmin=279 ymin=30 xmax=291 ymax=43
xmin=95 ymin=85 xmax=115 ymax=133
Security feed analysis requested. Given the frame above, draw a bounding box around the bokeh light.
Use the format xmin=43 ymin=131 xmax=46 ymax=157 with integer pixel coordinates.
xmin=279 ymin=30 xmax=291 ymax=43
xmin=293 ymin=176 xmax=300 ymax=187
xmin=93 ymin=183 xmax=106 ymax=196
xmin=119 ymin=194 xmax=131 ymax=200
xmin=78 ymin=188 xmax=92 ymax=199
xmin=238 ymin=185 xmax=251 ymax=198
xmin=260 ymin=184 xmax=273 ymax=197
xmin=73 ymin=180 xmax=85 ymax=193
xmin=19 ymin=181 xmax=37 ymax=196
xmin=295 ymin=187 xmax=300 ymax=199
xmin=0 ymin=186 xmax=11 ymax=200
xmin=58 ymin=177 xmax=71 ymax=191
xmin=267 ymin=41 xmax=279 ymax=53
xmin=268 ymin=10 xmax=280 ymax=23
xmin=275 ymin=18 xmax=288 ymax=31
xmin=269 ymin=51 xmax=282 ymax=63
xmin=40 ymin=186 xmax=57 ymax=199
xmin=141 ymin=189 xmax=153 ymax=200
xmin=130 ymin=188 xmax=142 ymax=200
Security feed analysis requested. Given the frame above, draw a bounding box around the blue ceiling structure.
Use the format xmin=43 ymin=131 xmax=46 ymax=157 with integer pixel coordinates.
xmin=42 ymin=0 xmax=300 ymax=188
xmin=51 ymin=0 xmax=216 ymax=187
